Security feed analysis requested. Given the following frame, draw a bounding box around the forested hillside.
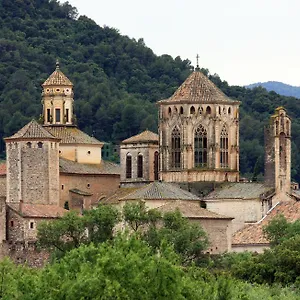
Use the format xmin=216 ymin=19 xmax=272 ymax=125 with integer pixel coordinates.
xmin=1 ymin=0 xmax=300 ymax=181
xmin=247 ymin=81 xmax=300 ymax=98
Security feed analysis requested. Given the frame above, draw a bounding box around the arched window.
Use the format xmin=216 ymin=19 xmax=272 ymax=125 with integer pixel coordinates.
xmin=154 ymin=151 xmax=159 ymax=180
xmin=137 ymin=154 xmax=143 ymax=178
xmin=37 ymin=142 xmax=43 ymax=149
xmin=194 ymin=125 xmax=207 ymax=167
xmin=168 ymin=107 xmax=171 ymax=115
xmin=180 ymin=106 xmax=184 ymax=114
xmin=228 ymin=107 xmax=231 ymax=114
xmin=206 ymin=106 xmax=211 ymax=114
xmin=27 ymin=142 xmax=32 ymax=148
xmin=220 ymin=126 xmax=229 ymax=168
xmin=190 ymin=106 xmax=195 ymax=114
xmin=171 ymin=127 xmax=181 ymax=169
xmin=126 ymin=153 xmax=132 ymax=178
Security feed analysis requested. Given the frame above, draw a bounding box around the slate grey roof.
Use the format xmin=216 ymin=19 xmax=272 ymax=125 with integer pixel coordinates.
xmin=204 ymin=183 xmax=273 ymax=200
xmin=122 ymin=130 xmax=159 ymax=144
xmin=159 ymin=71 xmax=239 ymax=104
xmin=5 ymin=120 xmax=59 ymax=141
xmin=156 ymin=200 xmax=233 ymax=219
xmin=121 ymin=182 xmax=200 ymax=201
xmin=59 ymin=158 xmax=120 ymax=175
xmin=44 ymin=126 xmax=103 ymax=145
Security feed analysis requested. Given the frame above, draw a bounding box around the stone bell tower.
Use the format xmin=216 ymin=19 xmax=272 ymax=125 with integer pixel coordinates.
xmin=42 ymin=60 xmax=74 ymax=126
xmin=265 ymin=107 xmax=291 ymax=196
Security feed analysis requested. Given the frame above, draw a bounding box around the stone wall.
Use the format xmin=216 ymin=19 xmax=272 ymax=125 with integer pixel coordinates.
xmin=60 ymin=173 xmax=120 ymax=208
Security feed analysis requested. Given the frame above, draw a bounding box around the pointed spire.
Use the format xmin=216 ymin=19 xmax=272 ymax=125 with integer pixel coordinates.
xmin=195 ymin=54 xmax=200 ymax=71
xmin=56 ymin=59 xmax=60 ymax=70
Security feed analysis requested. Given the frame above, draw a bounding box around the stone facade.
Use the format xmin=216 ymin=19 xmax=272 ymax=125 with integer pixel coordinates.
xmin=265 ymin=107 xmax=291 ymax=199
xmin=120 ymin=130 xmax=159 ymax=186
xmin=158 ymin=70 xmax=240 ymax=183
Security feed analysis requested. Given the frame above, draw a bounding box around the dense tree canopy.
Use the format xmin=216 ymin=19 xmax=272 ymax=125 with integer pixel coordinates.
xmin=1 ymin=0 xmax=300 ymax=180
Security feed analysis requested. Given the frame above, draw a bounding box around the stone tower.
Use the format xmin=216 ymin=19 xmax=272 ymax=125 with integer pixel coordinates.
xmin=120 ymin=130 xmax=159 ymax=186
xmin=265 ymin=107 xmax=291 ymax=196
xmin=5 ymin=120 xmax=60 ymax=205
xmin=42 ymin=61 xmax=74 ymax=126
xmin=158 ymin=68 xmax=240 ymax=183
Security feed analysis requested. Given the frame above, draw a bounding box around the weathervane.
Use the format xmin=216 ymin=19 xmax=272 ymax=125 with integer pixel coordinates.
xmin=195 ymin=54 xmax=200 ymax=71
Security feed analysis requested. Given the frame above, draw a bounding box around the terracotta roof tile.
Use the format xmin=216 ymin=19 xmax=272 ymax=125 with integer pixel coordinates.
xmin=122 ymin=130 xmax=159 ymax=144
xmin=232 ymin=201 xmax=300 ymax=245
xmin=156 ymin=200 xmax=233 ymax=219
xmin=6 ymin=120 xmax=58 ymax=140
xmin=205 ymin=183 xmax=273 ymax=200
xmin=42 ymin=64 xmax=73 ymax=86
xmin=121 ymin=182 xmax=200 ymax=201
xmin=44 ymin=126 xmax=103 ymax=145
xmin=8 ymin=203 xmax=67 ymax=218
xmin=59 ymin=158 xmax=120 ymax=175
xmin=159 ymin=71 xmax=238 ymax=104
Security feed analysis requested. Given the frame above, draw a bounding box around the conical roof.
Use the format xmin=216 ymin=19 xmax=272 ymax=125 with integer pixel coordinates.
xmin=5 ymin=120 xmax=59 ymax=141
xmin=42 ymin=61 xmax=73 ymax=87
xmin=160 ymin=70 xmax=236 ymax=104
xmin=122 ymin=130 xmax=159 ymax=144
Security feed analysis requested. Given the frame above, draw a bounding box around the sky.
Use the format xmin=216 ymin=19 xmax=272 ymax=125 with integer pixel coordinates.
xmin=67 ymin=0 xmax=300 ymax=87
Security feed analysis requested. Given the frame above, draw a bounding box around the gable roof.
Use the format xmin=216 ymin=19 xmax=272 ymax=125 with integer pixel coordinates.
xmin=42 ymin=63 xmax=73 ymax=86
xmin=156 ymin=200 xmax=233 ymax=219
xmin=59 ymin=157 xmax=120 ymax=175
xmin=121 ymin=182 xmax=200 ymax=201
xmin=7 ymin=203 xmax=67 ymax=218
xmin=44 ymin=126 xmax=103 ymax=145
xmin=204 ymin=183 xmax=273 ymax=200
xmin=232 ymin=201 xmax=300 ymax=246
xmin=5 ymin=120 xmax=59 ymax=141
xmin=122 ymin=130 xmax=159 ymax=144
xmin=159 ymin=71 xmax=238 ymax=104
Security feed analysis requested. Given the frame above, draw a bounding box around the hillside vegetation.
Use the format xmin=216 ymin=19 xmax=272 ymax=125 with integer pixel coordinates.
xmin=1 ymin=0 xmax=300 ymax=181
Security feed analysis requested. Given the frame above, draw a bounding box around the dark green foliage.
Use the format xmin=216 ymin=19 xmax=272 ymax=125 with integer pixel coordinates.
xmin=1 ymin=0 xmax=300 ymax=181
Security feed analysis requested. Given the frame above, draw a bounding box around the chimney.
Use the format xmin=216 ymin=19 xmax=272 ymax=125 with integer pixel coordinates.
xmin=19 ymin=200 xmax=23 ymax=213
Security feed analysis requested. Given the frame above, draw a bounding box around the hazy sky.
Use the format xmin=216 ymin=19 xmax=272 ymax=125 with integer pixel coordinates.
xmin=67 ymin=0 xmax=300 ymax=86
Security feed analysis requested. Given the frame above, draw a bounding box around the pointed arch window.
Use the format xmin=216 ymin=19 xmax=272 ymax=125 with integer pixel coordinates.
xmin=171 ymin=127 xmax=181 ymax=169
xmin=220 ymin=126 xmax=229 ymax=168
xmin=154 ymin=151 xmax=159 ymax=180
xmin=137 ymin=154 xmax=143 ymax=178
xmin=194 ymin=125 xmax=207 ymax=167
xmin=126 ymin=153 xmax=132 ymax=178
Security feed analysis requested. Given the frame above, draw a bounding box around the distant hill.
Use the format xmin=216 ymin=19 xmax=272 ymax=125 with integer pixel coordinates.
xmin=246 ymin=81 xmax=300 ymax=98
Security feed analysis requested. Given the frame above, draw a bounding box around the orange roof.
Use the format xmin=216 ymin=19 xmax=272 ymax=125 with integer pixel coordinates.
xmin=159 ymin=71 xmax=238 ymax=104
xmin=232 ymin=201 xmax=300 ymax=245
xmin=7 ymin=203 xmax=68 ymax=218
xmin=42 ymin=62 xmax=73 ymax=86
xmin=122 ymin=130 xmax=158 ymax=144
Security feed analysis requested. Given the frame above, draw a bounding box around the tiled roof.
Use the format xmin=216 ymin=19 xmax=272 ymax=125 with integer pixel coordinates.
xmin=156 ymin=200 xmax=233 ymax=219
xmin=42 ymin=63 xmax=73 ymax=86
xmin=0 ymin=162 xmax=6 ymax=176
xmin=69 ymin=189 xmax=92 ymax=196
xmin=121 ymin=182 xmax=200 ymax=201
xmin=44 ymin=126 xmax=103 ymax=145
xmin=122 ymin=130 xmax=159 ymax=144
xmin=8 ymin=203 xmax=67 ymax=218
xmin=204 ymin=183 xmax=273 ymax=200
xmin=6 ymin=120 xmax=58 ymax=141
xmin=232 ymin=201 xmax=300 ymax=245
xmin=159 ymin=71 xmax=237 ymax=104
xmin=101 ymin=187 xmax=140 ymax=205
xmin=59 ymin=158 xmax=121 ymax=175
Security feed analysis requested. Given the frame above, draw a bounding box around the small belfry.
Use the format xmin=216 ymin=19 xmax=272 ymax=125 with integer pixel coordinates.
xmin=42 ymin=60 xmax=74 ymax=126
xmin=265 ymin=107 xmax=291 ymax=196
xmin=158 ymin=59 xmax=240 ymax=183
